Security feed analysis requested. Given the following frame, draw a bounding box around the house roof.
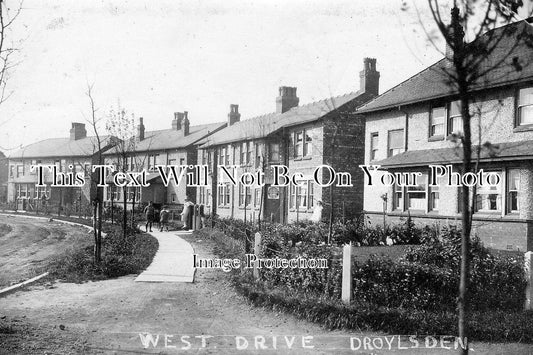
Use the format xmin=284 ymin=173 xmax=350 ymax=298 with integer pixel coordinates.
xmin=9 ymin=122 xmax=226 ymax=159
xmin=9 ymin=135 xmax=114 ymax=159
xmin=374 ymin=140 xmax=533 ymax=168
xmin=358 ymin=20 xmax=533 ymax=113
xmin=199 ymin=91 xmax=372 ymax=147
xmin=131 ymin=122 xmax=226 ymax=152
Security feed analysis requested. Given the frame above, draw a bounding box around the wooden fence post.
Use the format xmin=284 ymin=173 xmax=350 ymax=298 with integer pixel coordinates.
xmin=525 ymin=251 xmax=533 ymax=310
xmin=341 ymin=243 xmax=352 ymax=304
xmin=253 ymin=232 xmax=262 ymax=280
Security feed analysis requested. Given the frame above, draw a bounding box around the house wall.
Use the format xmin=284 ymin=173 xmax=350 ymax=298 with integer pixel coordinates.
xmin=363 ymin=83 xmax=533 ymax=251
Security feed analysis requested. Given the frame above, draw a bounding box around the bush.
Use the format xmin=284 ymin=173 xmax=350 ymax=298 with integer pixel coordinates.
xmin=47 ymin=227 xmax=158 ymax=282
xmin=353 ymin=225 xmax=527 ymax=312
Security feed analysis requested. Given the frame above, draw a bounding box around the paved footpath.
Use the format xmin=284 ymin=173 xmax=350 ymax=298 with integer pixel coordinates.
xmin=135 ymin=229 xmax=196 ymax=282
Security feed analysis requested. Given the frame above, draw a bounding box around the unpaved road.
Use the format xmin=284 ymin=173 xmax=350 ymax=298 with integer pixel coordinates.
xmin=0 ymin=215 xmax=92 ymax=288
xmin=1 ymin=225 xmax=533 ymax=354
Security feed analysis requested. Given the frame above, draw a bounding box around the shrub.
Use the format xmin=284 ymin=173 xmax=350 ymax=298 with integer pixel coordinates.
xmin=353 ymin=225 xmax=527 ymax=312
xmin=47 ymin=227 xmax=158 ymax=282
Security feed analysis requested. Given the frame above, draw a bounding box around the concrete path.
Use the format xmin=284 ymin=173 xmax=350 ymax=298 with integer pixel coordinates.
xmin=135 ymin=229 xmax=196 ymax=283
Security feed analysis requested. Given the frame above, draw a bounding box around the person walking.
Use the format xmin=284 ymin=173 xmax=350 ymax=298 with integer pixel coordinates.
xmin=159 ymin=206 xmax=170 ymax=232
xmin=144 ymin=201 xmax=155 ymax=232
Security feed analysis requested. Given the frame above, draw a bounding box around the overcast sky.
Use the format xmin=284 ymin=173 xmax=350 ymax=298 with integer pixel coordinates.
xmin=0 ymin=0 xmax=448 ymax=153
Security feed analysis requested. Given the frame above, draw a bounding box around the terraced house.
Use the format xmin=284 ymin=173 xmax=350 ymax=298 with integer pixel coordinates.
xmin=7 ymin=115 xmax=226 ymax=215
xmin=360 ymin=18 xmax=533 ymax=251
xmin=101 ymin=113 xmax=225 ymax=212
xmin=196 ymin=58 xmax=380 ymax=223
xmin=6 ymin=123 xmax=114 ymax=213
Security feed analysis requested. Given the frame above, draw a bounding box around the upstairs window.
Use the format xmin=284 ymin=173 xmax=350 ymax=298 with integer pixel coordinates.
xmin=370 ymin=133 xmax=379 ymax=160
xmin=387 ymin=129 xmax=404 ymax=157
xmin=518 ymin=87 xmax=533 ymax=126
xmin=295 ymin=132 xmax=303 ymax=157
xmin=429 ymin=106 xmax=445 ymax=138
xmin=448 ymin=100 xmax=463 ymax=135
xmin=294 ymin=130 xmax=312 ymax=158
xmin=269 ymin=143 xmax=280 ymax=162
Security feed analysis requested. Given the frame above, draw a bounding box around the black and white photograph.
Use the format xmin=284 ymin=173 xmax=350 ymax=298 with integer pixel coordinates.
xmin=1 ymin=0 xmax=533 ymax=354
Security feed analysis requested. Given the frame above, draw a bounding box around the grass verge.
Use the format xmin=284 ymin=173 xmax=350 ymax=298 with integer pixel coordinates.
xmin=46 ymin=225 xmax=158 ymax=283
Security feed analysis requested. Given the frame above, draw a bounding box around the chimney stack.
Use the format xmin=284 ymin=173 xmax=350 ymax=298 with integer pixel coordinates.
xmin=172 ymin=112 xmax=184 ymax=130
xmin=359 ymin=58 xmax=380 ymax=96
xmin=228 ymin=104 xmax=241 ymax=126
xmin=70 ymin=122 xmax=87 ymax=141
xmin=445 ymin=6 xmax=464 ymax=62
xmin=182 ymin=111 xmax=190 ymax=136
xmin=276 ymin=86 xmax=299 ymax=114
xmin=137 ymin=117 xmax=145 ymax=141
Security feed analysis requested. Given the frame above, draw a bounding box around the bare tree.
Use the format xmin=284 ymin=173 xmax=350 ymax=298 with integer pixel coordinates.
xmin=407 ymin=1 xmax=533 ymax=352
xmin=85 ymin=84 xmax=105 ymax=264
xmin=105 ymin=103 xmax=136 ymax=239
xmin=0 ymin=0 xmax=21 ymax=109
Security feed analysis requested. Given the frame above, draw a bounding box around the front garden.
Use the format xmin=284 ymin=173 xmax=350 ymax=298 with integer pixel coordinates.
xmin=196 ymin=216 xmax=533 ymax=343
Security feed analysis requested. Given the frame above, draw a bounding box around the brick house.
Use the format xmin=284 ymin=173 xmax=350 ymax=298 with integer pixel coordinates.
xmin=359 ymin=19 xmax=533 ymax=251
xmin=197 ymin=58 xmax=380 ymax=224
xmin=7 ymin=123 xmax=114 ymax=213
xmin=101 ymin=112 xmax=225 ymax=212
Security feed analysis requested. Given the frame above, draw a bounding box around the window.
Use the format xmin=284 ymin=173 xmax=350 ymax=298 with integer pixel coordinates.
xmin=9 ymin=165 xmax=14 ymax=178
xmin=475 ymin=171 xmax=502 ymax=212
xmin=370 ymin=133 xmax=379 ymax=160
xmin=218 ymin=184 xmax=231 ymax=206
xmin=304 ymin=131 xmax=312 ymax=157
xmin=518 ymin=87 xmax=533 ymax=126
xmin=255 ymin=143 xmax=262 ymax=168
xmin=393 ymin=183 xmax=403 ymax=211
xmin=289 ymin=181 xmax=314 ymax=210
xmin=238 ymin=185 xmax=252 ymax=206
xmin=171 ymin=193 xmax=176 ymax=203
xmin=407 ymin=174 xmax=427 ymax=211
xmin=429 ymin=184 xmax=439 ymax=211
xmin=130 ymin=156 xmax=136 ymax=171
xmin=387 ymin=129 xmax=404 ymax=157
xmin=148 ymin=154 xmax=159 ymax=171
xmin=254 ymin=188 xmax=261 ymax=207
xmin=295 ymin=132 xmax=303 ymax=157
xmin=17 ymin=184 xmax=29 ymax=198
xmin=168 ymin=158 xmax=176 ymax=166
xmin=35 ymin=185 xmax=50 ymax=199
xmin=507 ymin=169 xmax=520 ymax=213
xmin=240 ymin=142 xmax=246 ymax=164
xmin=430 ymin=106 xmax=445 ymax=138
xmin=448 ymin=100 xmax=463 ymax=135
xmin=17 ymin=165 xmax=24 ymax=178
xmin=246 ymin=142 xmax=251 ymax=164
xmin=226 ymin=145 xmax=231 ymax=165
xmin=269 ymin=143 xmax=280 ymax=162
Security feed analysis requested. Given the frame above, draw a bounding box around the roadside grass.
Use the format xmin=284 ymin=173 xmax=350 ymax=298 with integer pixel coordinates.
xmin=194 ymin=227 xmax=533 ymax=343
xmin=46 ymin=225 xmax=158 ymax=283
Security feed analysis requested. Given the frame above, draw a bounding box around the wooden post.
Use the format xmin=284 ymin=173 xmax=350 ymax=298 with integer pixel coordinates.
xmin=341 ymin=243 xmax=352 ymax=304
xmin=253 ymin=232 xmax=262 ymax=280
xmin=525 ymin=251 xmax=533 ymax=310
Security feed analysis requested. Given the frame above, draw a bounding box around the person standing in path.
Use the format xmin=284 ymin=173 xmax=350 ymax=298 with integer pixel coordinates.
xmin=144 ymin=201 xmax=155 ymax=232
xmin=159 ymin=206 xmax=170 ymax=232
xmin=311 ymin=200 xmax=323 ymax=223
xmin=181 ymin=197 xmax=194 ymax=230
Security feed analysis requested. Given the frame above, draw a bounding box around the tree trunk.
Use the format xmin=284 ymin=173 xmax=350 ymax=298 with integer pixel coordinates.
xmin=122 ymin=186 xmax=127 ymax=239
